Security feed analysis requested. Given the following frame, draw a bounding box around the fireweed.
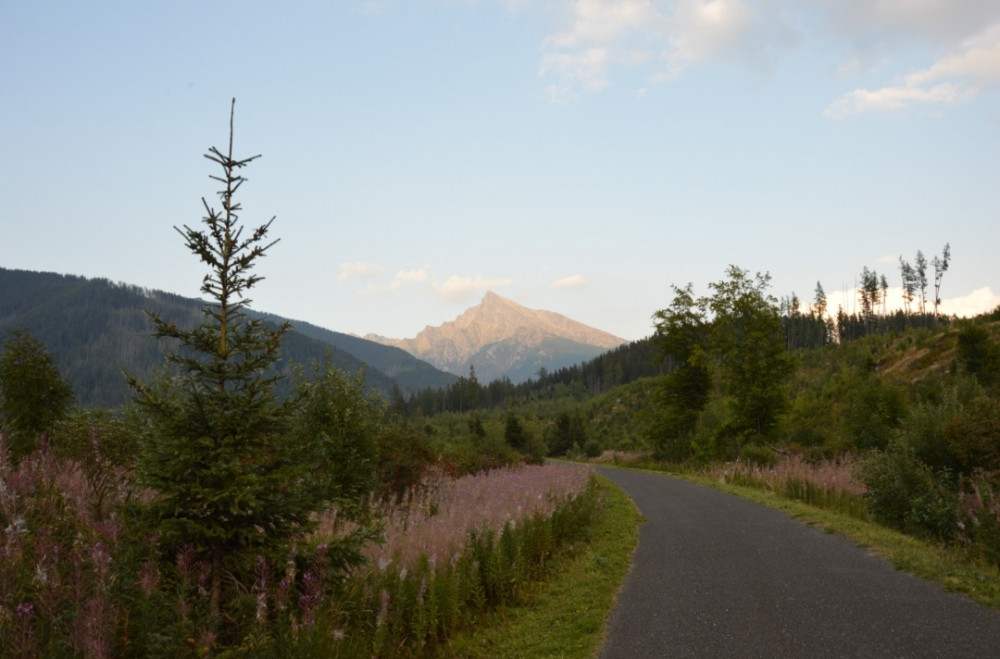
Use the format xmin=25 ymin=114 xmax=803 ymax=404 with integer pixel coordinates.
xmin=358 ymin=463 xmax=591 ymax=570
xmin=710 ymin=454 xmax=869 ymax=518
xmin=0 ymin=438 xmax=136 ymax=658
xmin=1 ymin=430 xmax=598 ymax=656
xmin=308 ymin=462 xmax=597 ymax=655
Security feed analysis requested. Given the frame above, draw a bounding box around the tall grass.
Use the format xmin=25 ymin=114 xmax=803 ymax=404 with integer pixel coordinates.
xmin=708 ymin=454 xmax=869 ymax=519
xmin=307 ymin=463 xmax=597 ymax=656
xmin=0 ymin=434 xmax=596 ymax=656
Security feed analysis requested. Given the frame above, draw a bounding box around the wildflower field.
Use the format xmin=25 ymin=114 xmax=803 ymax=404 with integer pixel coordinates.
xmin=0 ymin=439 xmax=597 ymax=657
xmin=707 ymin=454 xmax=869 ymax=519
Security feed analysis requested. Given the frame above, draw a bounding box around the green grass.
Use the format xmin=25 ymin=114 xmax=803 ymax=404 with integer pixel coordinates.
xmin=446 ymin=475 xmax=642 ymax=658
xmin=685 ymin=473 xmax=1000 ymax=610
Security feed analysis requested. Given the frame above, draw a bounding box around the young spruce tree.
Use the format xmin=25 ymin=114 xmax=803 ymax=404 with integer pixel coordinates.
xmin=130 ymin=100 xmax=313 ymax=625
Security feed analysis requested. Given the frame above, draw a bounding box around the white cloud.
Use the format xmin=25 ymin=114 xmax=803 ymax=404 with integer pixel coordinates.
xmin=665 ymin=0 xmax=756 ymax=78
xmin=435 ymin=274 xmax=514 ymax=302
xmin=530 ymin=0 xmax=1000 ymax=115
xmin=537 ymin=0 xmax=790 ymax=100
xmin=539 ymin=0 xmax=662 ymax=100
xmin=551 ymin=274 xmax=587 ymax=288
xmin=337 ymin=261 xmax=385 ymax=282
xmin=545 ymin=0 xmax=659 ymax=49
xmin=908 ymin=25 xmax=1000 ymax=85
xmin=939 ymin=286 xmax=1000 ymax=317
xmin=540 ymin=47 xmax=612 ymax=101
xmin=825 ymin=82 xmax=976 ymax=118
xmin=819 ymin=285 xmax=999 ymax=318
xmin=390 ymin=268 xmax=431 ymax=289
xmin=339 ymin=262 xmax=513 ymax=305
xmin=825 ymin=23 xmax=1000 ymax=118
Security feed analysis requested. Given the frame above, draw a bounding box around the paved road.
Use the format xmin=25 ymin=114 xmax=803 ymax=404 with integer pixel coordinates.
xmin=597 ymin=467 xmax=1000 ymax=658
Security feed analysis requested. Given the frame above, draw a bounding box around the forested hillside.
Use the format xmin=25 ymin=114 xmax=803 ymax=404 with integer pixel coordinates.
xmin=400 ymin=263 xmax=1000 ymax=582
xmin=0 ymin=268 xmax=456 ymax=407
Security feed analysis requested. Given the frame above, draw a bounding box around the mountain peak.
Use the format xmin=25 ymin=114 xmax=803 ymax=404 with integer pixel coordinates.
xmin=368 ymin=292 xmax=626 ymax=383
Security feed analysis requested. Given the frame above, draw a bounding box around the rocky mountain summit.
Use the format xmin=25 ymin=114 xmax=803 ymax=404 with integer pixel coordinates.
xmin=366 ymin=292 xmax=627 ymax=384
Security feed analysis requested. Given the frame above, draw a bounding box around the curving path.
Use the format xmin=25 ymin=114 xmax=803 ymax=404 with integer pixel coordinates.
xmin=597 ymin=467 xmax=1000 ymax=658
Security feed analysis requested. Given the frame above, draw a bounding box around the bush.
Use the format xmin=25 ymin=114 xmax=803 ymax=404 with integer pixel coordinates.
xmin=0 ymin=330 xmax=74 ymax=461
xmin=957 ymin=323 xmax=1000 ymax=390
xmin=789 ymin=425 xmax=827 ymax=448
xmin=583 ymin=437 xmax=603 ymax=458
xmin=944 ymin=397 xmax=1000 ymax=475
xmin=740 ymin=444 xmax=778 ymax=468
xmin=959 ymin=473 xmax=1000 ymax=568
xmin=289 ymin=363 xmax=381 ymax=510
xmin=855 ymin=437 xmax=957 ymax=539
xmin=845 ymin=376 xmax=907 ymax=450
xmin=377 ymin=427 xmax=436 ymax=500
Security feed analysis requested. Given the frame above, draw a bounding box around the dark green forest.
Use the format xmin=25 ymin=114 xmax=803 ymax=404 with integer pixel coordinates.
xmin=0 ymin=267 xmax=457 ymax=408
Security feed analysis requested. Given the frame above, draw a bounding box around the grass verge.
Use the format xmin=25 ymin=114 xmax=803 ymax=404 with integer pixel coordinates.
xmin=446 ymin=475 xmax=642 ymax=657
xmin=685 ymin=473 xmax=1000 ymax=610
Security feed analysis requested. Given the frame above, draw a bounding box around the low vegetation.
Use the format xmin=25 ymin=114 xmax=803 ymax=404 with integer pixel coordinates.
xmin=0 ymin=437 xmax=600 ymax=656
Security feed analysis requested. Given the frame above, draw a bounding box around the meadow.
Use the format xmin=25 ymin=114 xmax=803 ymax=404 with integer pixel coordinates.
xmin=0 ymin=439 xmax=597 ymax=657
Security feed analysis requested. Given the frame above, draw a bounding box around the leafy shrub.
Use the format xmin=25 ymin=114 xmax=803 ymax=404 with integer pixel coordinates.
xmin=289 ymin=362 xmax=381 ymax=510
xmin=957 ymin=323 xmax=1000 ymax=389
xmin=583 ymin=437 xmax=603 ymax=458
xmin=377 ymin=427 xmax=435 ymax=500
xmin=0 ymin=330 xmax=74 ymax=461
xmin=944 ymin=397 xmax=1000 ymax=475
xmin=845 ymin=376 xmax=907 ymax=450
xmin=789 ymin=424 xmax=828 ymax=448
xmin=526 ymin=431 xmax=548 ymax=464
xmin=648 ymin=404 xmax=695 ymax=462
xmin=739 ymin=444 xmax=778 ymax=468
xmin=547 ymin=410 xmax=588 ymax=457
xmin=51 ymin=408 xmax=137 ymax=469
xmin=855 ymin=437 xmax=957 ymax=539
xmin=958 ymin=473 xmax=1000 ymax=568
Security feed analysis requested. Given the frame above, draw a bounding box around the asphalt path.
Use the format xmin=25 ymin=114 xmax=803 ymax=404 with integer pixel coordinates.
xmin=597 ymin=466 xmax=1000 ymax=658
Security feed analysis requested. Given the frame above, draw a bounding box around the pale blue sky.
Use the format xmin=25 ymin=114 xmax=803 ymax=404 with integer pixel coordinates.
xmin=2 ymin=1 xmax=998 ymax=341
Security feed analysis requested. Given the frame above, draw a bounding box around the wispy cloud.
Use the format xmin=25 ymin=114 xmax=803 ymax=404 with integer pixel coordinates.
xmin=538 ymin=0 xmax=661 ymax=102
xmin=337 ymin=261 xmax=386 ymax=282
xmin=340 ymin=260 xmax=513 ymax=304
xmin=551 ymin=274 xmax=587 ymax=288
xmin=664 ymin=0 xmax=757 ymax=79
xmin=537 ymin=0 xmax=783 ymax=101
xmin=390 ymin=268 xmax=431 ymax=289
xmin=530 ymin=0 xmax=1000 ymax=116
xmin=825 ymin=23 xmax=1000 ymax=118
xmin=435 ymin=274 xmax=514 ymax=302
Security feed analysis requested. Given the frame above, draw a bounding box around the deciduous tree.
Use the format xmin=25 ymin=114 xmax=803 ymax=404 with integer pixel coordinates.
xmin=650 ymin=283 xmax=711 ymax=459
xmin=705 ymin=266 xmax=796 ymax=444
xmin=0 ymin=330 xmax=74 ymax=460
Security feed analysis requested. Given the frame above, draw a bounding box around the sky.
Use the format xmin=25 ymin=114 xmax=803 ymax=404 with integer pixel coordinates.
xmin=1 ymin=1 xmax=998 ymax=342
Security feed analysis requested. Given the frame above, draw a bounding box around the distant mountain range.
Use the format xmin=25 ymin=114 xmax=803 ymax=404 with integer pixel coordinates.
xmin=0 ymin=271 xmax=626 ymax=408
xmin=0 ymin=268 xmax=456 ymax=408
xmin=366 ymin=291 xmax=627 ymax=384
